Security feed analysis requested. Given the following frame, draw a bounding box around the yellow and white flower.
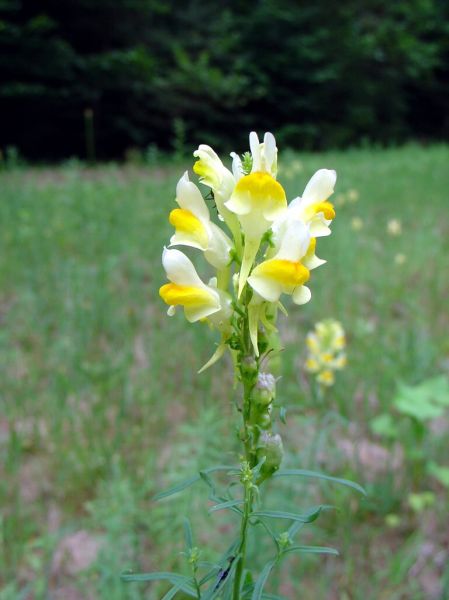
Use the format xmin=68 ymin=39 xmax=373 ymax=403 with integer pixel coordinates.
xmin=288 ymin=169 xmax=337 ymax=237
xmin=169 ymin=172 xmax=232 ymax=270
xmin=271 ymin=212 xmax=326 ymax=272
xmin=226 ymin=132 xmax=287 ymax=296
xmin=159 ymin=248 xmax=221 ymax=322
xmin=247 ymin=218 xmax=311 ymax=305
xmin=193 ymin=144 xmax=238 ymax=226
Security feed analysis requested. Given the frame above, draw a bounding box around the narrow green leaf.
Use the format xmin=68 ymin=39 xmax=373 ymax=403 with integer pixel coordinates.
xmin=197 ymin=564 xmax=221 ymax=587
xmin=198 ymin=539 xmax=239 ymax=587
xmin=161 ymin=584 xmax=184 ymax=600
xmin=120 ymin=571 xmax=196 ymax=596
xmin=153 ymin=465 xmax=236 ymax=500
xmin=252 ymin=505 xmax=331 ymax=524
xmin=253 ymin=517 xmax=279 ymax=549
xmin=183 ymin=517 xmax=193 ymax=550
xmin=273 ymin=469 xmax=366 ymax=495
xmin=282 ymin=545 xmax=339 ymax=557
xmin=201 ymin=553 xmax=241 ymax=600
xmin=153 ymin=475 xmax=199 ymax=501
xmin=209 ymin=499 xmax=244 ymax=513
xmin=251 ymin=559 xmax=277 ymax=600
xmin=287 ymin=520 xmax=305 ymax=540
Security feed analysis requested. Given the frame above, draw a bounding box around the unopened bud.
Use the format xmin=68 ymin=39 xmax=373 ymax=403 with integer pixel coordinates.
xmin=257 ymin=432 xmax=284 ymax=481
xmin=254 ymin=372 xmax=276 ymax=406
xmin=241 ymin=356 xmax=258 ymax=379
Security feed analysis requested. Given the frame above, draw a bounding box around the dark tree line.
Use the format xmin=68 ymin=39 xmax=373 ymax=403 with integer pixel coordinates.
xmin=1 ymin=0 xmax=448 ymax=160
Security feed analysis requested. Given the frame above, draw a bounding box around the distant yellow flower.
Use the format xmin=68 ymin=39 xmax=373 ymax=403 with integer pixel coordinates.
xmin=347 ymin=189 xmax=359 ymax=203
xmin=387 ymin=219 xmax=402 ymax=236
xmin=317 ymin=370 xmax=335 ymax=386
xmin=334 ymin=193 xmax=347 ymax=207
xmin=351 ymin=217 xmax=363 ymax=231
xmin=305 ymin=319 xmax=347 ymax=388
xmin=394 ymin=253 xmax=407 ymax=265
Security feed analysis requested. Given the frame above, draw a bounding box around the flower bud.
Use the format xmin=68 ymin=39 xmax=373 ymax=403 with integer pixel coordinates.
xmin=241 ymin=356 xmax=258 ymax=379
xmin=253 ymin=372 xmax=276 ymax=407
xmin=258 ymin=409 xmax=272 ymax=429
xmin=257 ymin=432 xmax=284 ymax=481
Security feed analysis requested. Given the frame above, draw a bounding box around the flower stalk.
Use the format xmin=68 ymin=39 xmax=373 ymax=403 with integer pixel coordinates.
xmin=138 ymin=131 xmax=359 ymax=599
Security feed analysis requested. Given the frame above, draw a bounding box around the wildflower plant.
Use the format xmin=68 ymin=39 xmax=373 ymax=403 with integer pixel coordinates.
xmin=123 ymin=132 xmax=364 ymax=598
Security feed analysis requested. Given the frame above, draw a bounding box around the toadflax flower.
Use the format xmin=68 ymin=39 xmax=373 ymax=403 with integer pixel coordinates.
xmin=287 ymin=168 xmax=337 ymax=237
xmin=169 ymin=172 xmax=232 ymax=270
xmin=160 ymin=130 xmax=337 ymax=370
xmin=305 ymin=319 xmax=347 ymax=387
xmin=159 ymin=248 xmax=221 ymax=322
xmin=226 ymin=132 xmax=287 ymax=296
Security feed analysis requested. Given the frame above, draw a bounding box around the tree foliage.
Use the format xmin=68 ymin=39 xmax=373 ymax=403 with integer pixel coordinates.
xmin=0 ymin=0 xmax=448 ymax=159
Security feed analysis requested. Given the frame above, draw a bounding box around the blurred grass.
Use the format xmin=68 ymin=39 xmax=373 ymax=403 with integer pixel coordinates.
xmin=0 ymin=145 xmax=448 ymax=599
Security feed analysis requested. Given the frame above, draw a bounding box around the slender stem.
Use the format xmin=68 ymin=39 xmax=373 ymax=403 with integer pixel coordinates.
xmin=232 ymin=288 xmax=258 ymax=599
xmin=233 ymin=484 xmax=253 ymax=600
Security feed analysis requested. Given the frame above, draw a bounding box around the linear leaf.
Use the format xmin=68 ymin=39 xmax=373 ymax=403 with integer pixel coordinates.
xmin=251 ymin=559 xmax=277 ymax=600
xmin=183 ymin=517 xmax=193 ymax=550
xmin=161 ymin=584 xmax=184 ymax=600
xmin=273 ymin=469 xmax=366 ymax=495
xmin=287 ymin=520 xmax=305 ymax=539
xmin=121 ymin=571 xmax=196 ymax=596
xmin=198 ymin=539 xmax=239 ymax=588
xmin=252 ymin=505 xmax=331 ymax=524
xmin=209 ymin=499 xmax=244 ymax=513
xmin=282 ymin=545 xmax=339 ymax=557
xmin=201 ymin=553 xmax=241 ymax=600
xmin=153 ymin=465 xmax=236 ymax=500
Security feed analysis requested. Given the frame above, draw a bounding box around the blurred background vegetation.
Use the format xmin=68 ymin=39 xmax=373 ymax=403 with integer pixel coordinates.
xmin=1 ymin=0 xmax=449 ymax=160
xmin=1 ymin=1 xmax=449 ymax=600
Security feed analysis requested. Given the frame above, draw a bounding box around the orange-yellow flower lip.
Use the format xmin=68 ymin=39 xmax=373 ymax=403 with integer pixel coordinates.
xmin=159 ymin=283 xmax=216 ymax=307
xmin=254 ymin=258 xmax=310 ymax=287
xmin=235 ymin=171 xmax=286 ymax=205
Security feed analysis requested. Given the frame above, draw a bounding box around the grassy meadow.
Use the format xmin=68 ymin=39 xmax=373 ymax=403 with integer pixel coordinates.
xmin=0 ymin=144 xmax=448 ymax=599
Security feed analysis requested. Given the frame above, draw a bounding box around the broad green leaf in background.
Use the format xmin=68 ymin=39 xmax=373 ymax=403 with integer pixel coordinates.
xmin=393 ymin=376 xmax=449 ymax=422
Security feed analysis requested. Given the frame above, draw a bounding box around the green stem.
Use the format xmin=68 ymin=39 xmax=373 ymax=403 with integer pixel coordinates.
xmin=233 ymin=484 xmax=253 ymax=600
xmin=232 ymin=288 xmax=258 ymax=599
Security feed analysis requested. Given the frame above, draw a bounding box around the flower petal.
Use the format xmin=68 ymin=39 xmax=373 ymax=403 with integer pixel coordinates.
xmin=176 ymin=172 xmax=210 ymax=222
xmin=292 ymin=285 xmax=311 ymax=305
xmin=162 ymin=247 xmax=205 ymax=287
xmin=249 ymin=131 xmax=261 ymax=171
xmin=169 ymin=208 xmax=209 ymax=250
xmin=302 ymin=169 xmax=336 ymax=205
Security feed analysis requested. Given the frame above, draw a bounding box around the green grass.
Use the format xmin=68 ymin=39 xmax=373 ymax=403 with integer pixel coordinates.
xmin=0 ymin=145 xmax=448 ymax=599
